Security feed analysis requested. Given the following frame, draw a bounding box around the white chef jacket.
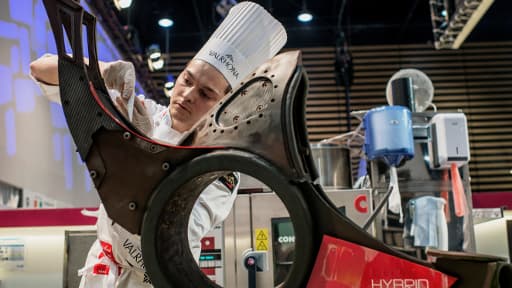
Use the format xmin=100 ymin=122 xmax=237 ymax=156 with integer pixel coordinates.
xmin=34 ymin=77 xmax=239 ymax=287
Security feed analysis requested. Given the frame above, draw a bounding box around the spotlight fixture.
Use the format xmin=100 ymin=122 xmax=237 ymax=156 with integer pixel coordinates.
xmin=147 ymin=44 xmax=161 ymax=60
xmin=430 ymin=0 xmax=495 ymax=49
xmin=297 ymin=0 xmax=313 ymax=23
xmin=113 ymin=0 xmax=133 ymax=10
xmin=146 ymin=44 xmax=164 ymax=71
xmin=158 ymin=18 xmax=174 ymax=28
xmin=164 ymin=74 xmax=176 ymax=97
xmin=150 ymin=59 xmax=164 ymax=71
xmin=297 ymin=11 xmax=313 ymax=22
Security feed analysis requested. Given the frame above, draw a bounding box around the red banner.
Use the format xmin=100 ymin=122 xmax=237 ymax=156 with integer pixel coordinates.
xmin=308 ymin=235 xmax=457 ymax=288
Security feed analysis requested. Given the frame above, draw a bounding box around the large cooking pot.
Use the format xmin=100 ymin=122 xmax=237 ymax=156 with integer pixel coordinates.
xmin=310 ymin=143 xmax=353 ymax=188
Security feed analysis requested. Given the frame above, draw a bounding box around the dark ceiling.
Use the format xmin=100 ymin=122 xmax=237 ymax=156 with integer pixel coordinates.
xmin=87 ymin=0 xmax=511 ymax=101
xmin=112 ymin=0 xmax=512 ymax=54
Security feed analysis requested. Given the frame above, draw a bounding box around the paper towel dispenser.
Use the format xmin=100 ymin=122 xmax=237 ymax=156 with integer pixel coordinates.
xmin=428 ymin=113 xmax=470 ymax=169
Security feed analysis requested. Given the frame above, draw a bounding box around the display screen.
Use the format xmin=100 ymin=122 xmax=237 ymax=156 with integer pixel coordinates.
xmin=271 ymin=206 xmax=346 ymax=285
xmin=271 ymin=217 xmax=295 ymax=286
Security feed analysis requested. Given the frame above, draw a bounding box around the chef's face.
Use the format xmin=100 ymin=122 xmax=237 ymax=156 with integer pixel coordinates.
xmin=169 ymin=59 xmax=229 ymax=132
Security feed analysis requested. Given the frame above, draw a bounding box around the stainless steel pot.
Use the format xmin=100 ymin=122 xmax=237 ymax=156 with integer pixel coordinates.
xmin=310 ymin=143 xmax=353 ymax=188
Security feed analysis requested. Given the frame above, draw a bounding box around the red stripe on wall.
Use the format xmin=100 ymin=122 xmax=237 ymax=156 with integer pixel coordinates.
xmin=0 ymin=208 xmax=98 ymax=227
xmin=472 ymin=192 xmax=512 ymax=210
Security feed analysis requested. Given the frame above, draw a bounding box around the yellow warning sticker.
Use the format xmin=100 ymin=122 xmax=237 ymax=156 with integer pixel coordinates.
xmin=255 ymin=228 xmax=269 ymax=251
xmin=255 ymin=229 xmax=268 ymax=241
xmin=256 ymin=240 xmax=268 ymax=251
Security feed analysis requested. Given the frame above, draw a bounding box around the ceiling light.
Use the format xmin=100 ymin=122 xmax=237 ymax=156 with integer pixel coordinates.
xmin=297 ymin=0 xmax=313 ymax=23
xmin=146 ymin=44 xmax=161 ymax=60
xmin=297 ymin=11 xmax=313 ymax=23
xmin=113 ymin=0 xmax=133 ymax=10
xmin=148 ymin=58 xmax=164 ymax=71
xmin=149 ymin=51 xmax=161 ymax=60
xmin=158 ymin=18 xmax=174 ymax=28
xmin=146 ymin=44 xmax=164 ymax=71
xmin=164 ymin=74 xmax=176 ymax=97
xmin=164 ymin=81 xmax=174 ymax=90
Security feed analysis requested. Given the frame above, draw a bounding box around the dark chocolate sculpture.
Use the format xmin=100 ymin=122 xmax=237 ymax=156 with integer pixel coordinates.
xmin=41 ymin=0 xmax=512 ymax=287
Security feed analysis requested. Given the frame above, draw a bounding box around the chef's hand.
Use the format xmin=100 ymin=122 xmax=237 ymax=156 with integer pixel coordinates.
xmin=115 ymin=96 xmax=153 ymax=136
xmin=101 ymin=60 xmax=136 ymax=100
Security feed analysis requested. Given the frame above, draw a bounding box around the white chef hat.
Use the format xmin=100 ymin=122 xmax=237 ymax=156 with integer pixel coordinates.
xmin=193 ymin=1 xmax=287 ymax=88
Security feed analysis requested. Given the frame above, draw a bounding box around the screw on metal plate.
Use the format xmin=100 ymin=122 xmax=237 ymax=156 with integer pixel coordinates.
xmin=128 ymin=202 xmax=137 ymax=211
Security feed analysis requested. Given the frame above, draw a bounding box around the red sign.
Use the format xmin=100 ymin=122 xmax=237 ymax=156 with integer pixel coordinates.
xmin=354 ymin=194 xmax=368 ymax=213
xmin=308 ymin=235 xmax=457 ymax=288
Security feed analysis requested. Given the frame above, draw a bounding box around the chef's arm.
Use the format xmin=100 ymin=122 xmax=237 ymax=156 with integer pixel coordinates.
xmin=31 ymin=53 xmax=136 ymax=101
xmin=30 ymin=54 xmax=108 ymax=86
